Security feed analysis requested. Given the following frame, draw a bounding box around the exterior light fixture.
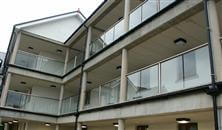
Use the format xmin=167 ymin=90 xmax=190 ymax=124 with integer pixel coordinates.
xmin=174 ymin=38 xmax=187 ymax=46
xmin=45 ymin=123 xmax=51 ymax=127
xmin=8 ymin=122 xmax=13 ymax=124
xmin=87 ymin=81 xmax=92 ymax=84
xmin=113 ymin=123 xmax=119 ymax=127
xmin=116 ymin=65 xmax=122 ymax=70
xmin=81 ymin=125 xmax=87 ymax=128
xmin=176 ymin=118 xmax=191 ymax=124
xmin=28 ymin=47 xmax=34 ymax=50
xmin=56 ymin=49 xmax=63 ymax=53
xmin=12 ymin=120 xmax=18 ymax=123
xmin=50 ymin=85 xmax=56 ymax=88
xmin=20 ymin=81 xmax=27 ymax=84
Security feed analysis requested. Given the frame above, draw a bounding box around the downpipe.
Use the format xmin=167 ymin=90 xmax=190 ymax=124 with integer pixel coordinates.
xmin=74 ymin=25 xmax=88 ymax=130
xmin=203 ymin=0 xmax=220 ymax=130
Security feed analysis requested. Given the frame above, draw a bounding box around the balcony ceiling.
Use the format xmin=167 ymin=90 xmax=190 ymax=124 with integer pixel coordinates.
xmin=9 ymin=74 xmax=61 ymax=93
xmin=19 ymin=33 xmax=67 ymax=57
xmin=86 ymin=9 xmax=208 ymax=90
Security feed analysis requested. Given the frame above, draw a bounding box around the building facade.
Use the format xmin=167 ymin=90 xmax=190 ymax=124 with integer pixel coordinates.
xmin=0 ymin=0 xmax=222 ymax=130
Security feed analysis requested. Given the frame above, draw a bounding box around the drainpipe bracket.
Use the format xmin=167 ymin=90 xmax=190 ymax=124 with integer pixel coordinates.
xmin=206 ymin=85 xmax=220 ymax=96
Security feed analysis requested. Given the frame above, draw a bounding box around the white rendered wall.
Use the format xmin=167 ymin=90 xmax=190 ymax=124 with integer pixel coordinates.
xmin=23 ymin=15 xmax=84 ymax=43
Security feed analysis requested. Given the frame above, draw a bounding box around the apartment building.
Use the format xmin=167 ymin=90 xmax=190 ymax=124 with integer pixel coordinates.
xmin=0 ymin=52 xmax=6 ymax=92
xmin=0 ymin=0 xmax=221 ymax=130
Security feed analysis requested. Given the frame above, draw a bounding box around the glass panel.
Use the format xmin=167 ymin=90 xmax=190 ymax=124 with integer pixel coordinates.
xmin=140 ymin=65 xmax=159 ymax=97
xmin=15 ymin=51 xmax=38 ymax=69
xmin=142 ymin=0 xmax=158 ymax=22
xmin=129 ymin=7 xmax=142 ymax=30
xmin=15 ymin=51 xmax=64 ymax=76
xmin=76 ymin=53 xmax=83 ymax=67
xmin=127 ymin=65 xmax=159 ymax=101
xmin=67 ymin=57 xmax=76 ymax=72
xmin=161 ymin=56 xmax=183 ymax=93
xmin=6 ymin=91 xmax=59 ymax=115
xmin=114 ymin=20 xmax=124 ymax=40
xmin=90 ymin=39 xmax=104 ymax=56
xmin=104 ymin=28 xmax=114 ymax=45
xmin=184 ymin=46 xmax=211 ymax=88
xmin=160 ymin=0 xmax=176 ymax=10
xmin=38 ymin=57 xmax=64 ymax=75
xmin=85 ymin=88 xmax=100 ymax=109
xmin=61 ymin=96 xmax=78 ymax=114
xmin=127 ymin=72 xmax=141 ymax=100
xmin=100 ymin=79 xmax=120 ymax=106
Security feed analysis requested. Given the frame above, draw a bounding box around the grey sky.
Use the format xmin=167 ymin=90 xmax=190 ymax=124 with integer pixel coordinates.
xmin=0 ymin=0 xmax=103 ymax=53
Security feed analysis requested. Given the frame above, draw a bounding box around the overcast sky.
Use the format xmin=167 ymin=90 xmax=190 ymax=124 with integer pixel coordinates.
xmin=0 ymin=0 xmax=103 ymax=53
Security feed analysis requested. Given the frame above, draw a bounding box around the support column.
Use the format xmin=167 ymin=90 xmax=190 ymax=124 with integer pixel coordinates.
xmin=119 ymin=0 xmax=130 ymax=103
xmin=55 ymin=125 xmax=59 ymax=130
xmin=79 ymin=72 xmax=87 ymax=111
xmin=24 ymin=122 xmax=28 ymax=130
xmin=9 ymin=32 xmax=21 ymax=64
xmin=58 ymin=85 xmax=64 ymax=115
xmin=0 ymin=73 xmax=12 ymax=106
xmin=4 ymin=123 xmax=8 ymax=130
xmin=118 ymin=119 xmax=125 ymax=130
xmin=63 ymin=48 xmax=70 ymax=74
xmin=77 ymin=123 xmax=82 ymax=130
xmin=124 ymin=0 xmax=130 ymax=32
xmin=207 ymin=0 xmax=222 ymax=82
xmin=85 ymin=27 xmax=92 ymax=60
xmin=120 ymin=49 xmax=128 ymax=102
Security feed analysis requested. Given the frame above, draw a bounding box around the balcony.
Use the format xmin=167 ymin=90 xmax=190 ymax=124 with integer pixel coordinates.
xmin=89 ymin=0 xmax=176 ymax=56
xmin=15 ymin=50 xmax=64 ymax=76
xmin=84 ymin=45 xmax=211 ymax=109
xmin=5 ymin=90 xmax=59 ymax=115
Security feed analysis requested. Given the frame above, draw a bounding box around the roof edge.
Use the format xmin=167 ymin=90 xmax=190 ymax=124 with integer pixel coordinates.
xmin=64 ymin=0 xmax=108 ymax=45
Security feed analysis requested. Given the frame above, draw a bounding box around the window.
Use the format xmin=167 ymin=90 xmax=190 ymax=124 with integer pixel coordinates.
xmin=178 ymin=123 xmax=198 ymax=130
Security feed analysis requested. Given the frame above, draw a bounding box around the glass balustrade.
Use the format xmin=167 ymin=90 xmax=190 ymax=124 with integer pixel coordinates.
xmin=84 ymin=78 xmax=120 ymax=109
xmin=127 ymin=65 xmax=159 ymax=100
xmin=15 ymin=51 xmax=64 ymax=76
xmin=160 ymin=0 xmax=176 ymax=10
xmin=84 ymin=87 xmax=100 ymax=109
xmin=100 ymin=79 xmax=120 ymax=106
xmin=60 ymin=95 xmax=78 ymax=114
xmin=89 ymin=0 xmax=176 ymax=56
xmin=89 ymin=19 xmax=124 ymax=56
xmin=5 ymin=91 xmax=59 ymax=115
xmin=66 ymin=53 xmax=84 ymax=73
xmin=127 ymin=45 xmax=211 ymax=101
